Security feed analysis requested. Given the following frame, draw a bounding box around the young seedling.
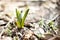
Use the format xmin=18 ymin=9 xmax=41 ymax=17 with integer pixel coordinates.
xmin=48 ymin=21 xmax=57 ymax=34
xmin=16 ymin=8 xmax=29 ymax=28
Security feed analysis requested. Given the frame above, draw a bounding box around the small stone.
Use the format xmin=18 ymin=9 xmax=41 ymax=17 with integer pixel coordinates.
xmin=0 ymin=20 xmax=7 ymax=26
xmin=44 ymin=33 xmax=54 ymax=39
xmin=30 ymin=35 xmax=38 ymax=40
xmin=1 ymin=36 xmax=12 ymax=40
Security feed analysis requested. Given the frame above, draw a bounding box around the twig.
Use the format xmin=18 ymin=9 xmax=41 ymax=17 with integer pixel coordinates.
xmin=0 ymin=16 xmax=15 ymax=37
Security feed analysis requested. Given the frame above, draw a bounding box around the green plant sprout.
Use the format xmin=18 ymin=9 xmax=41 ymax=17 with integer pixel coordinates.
xmin=48 ymin=21 xmax=57 ymax=30
xmin=48 ymin=21 xmax=57 ymax=34
xmin=39 ymin=18 xmax=57 ymax=35
xmin=5 ymin=28 xmax=12 ymax=36
xmin=48 ymin=21 xmax=54 ymax=27
xmin=16 ymin=8 xmax=29 ymax=28
xmin=39 ymin=19 xmax=44 ymax=27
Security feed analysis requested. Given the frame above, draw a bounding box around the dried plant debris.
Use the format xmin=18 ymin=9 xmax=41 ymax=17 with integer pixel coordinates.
xmin=0 ymin=11 xmax=58 ymax=40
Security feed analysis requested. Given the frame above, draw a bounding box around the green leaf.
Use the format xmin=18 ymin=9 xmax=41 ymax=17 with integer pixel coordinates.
xmin=48 ymin=21 xmax=54 ymax=27
xmin=16 ymin=9 xmax=20 ymax=19
xmin=16 ymin=9 xmax=21 ymax=28
xmin=22 ymin=9 xmax=29 ymax=28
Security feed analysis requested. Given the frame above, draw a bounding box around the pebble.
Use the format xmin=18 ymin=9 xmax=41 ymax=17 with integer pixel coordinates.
xmin=0 ymin=36 xmax=12 ymax=40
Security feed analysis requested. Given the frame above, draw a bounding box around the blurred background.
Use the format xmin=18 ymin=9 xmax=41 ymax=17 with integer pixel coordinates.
xmin=0 ymin=0 xmax=59 ymax=22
